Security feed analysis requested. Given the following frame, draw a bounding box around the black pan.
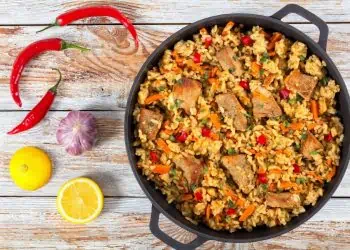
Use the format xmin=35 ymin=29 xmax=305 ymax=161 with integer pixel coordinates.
xmin=125 ymin=4 xmax=350 ymax=249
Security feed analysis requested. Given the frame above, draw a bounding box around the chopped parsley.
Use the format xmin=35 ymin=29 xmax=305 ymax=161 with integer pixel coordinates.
xmin=320 ymin=76 xmax=329 ymax=86
xmin=169 ymin=168 xmax=177 ymax=177
xmin=169 ymin=135 xmax=176 ymax=142
xmin=203 ymin=166 xmax=209 ymax=174
xmin=232 ymin=55 xmax=239 ymax=60
xmin=299 ymin=55 xmax=306 ymax=61
xmin=157 ymin=86 xmax=165 ymax=91
xmin=175 ymin=117 xmax=183 ymax=122
xmin=175 ymin=99 xmax=183 ymax=108
xmin=301 ymin=132 xmax=308 ymax=140
xmin=259 ymin=69 xmax=265 ymax=76
xmin=227 ymin=148 xmax=236 ymax=155
xmin=227 ymin=199 xmax=236 ymax=208
xmin=229 ymin=67 xmax=236 ymax=74
xmin=261 ymin=184 xmax=268 ymax=192
xmin=310 ymin=150 xmax=319 ymax=155
xmin=260 ymin=52 xmax=270 ymax=63
xmin=225 ymin=216 xmax=232 ymax=223
xmin=200 ymin=118 xmax=208 ymax=125
xmin=284 ymin=120 xmax=290 ymax=127
xmin=288 ymin=98 xmax=297 ymax=105
xmin=296 ymin=177 xmax=307 ymax=184
xmin=176 ymin=78 xmax=183 ymax=84
xmin=293 ymin=142 xmax=301 ymax=151
xmin=190 ymin=184 xmax=197 ymax=192
xmin=296 ymin=93 xmax=304 ymax=102
xmin=170 ymin=104 xmax=175 ymax=110
xmin=200 ymin=72 xmax=209 ymax=83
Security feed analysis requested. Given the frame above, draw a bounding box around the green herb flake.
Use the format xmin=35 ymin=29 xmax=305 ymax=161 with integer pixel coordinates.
xmin=232 ymin=55 xmax=239 ymax=60
xmin=227 ymin=148 xmax=236 ymax=155
xmin=170 ymin=104 xmax=175 ymax=110
xmin=261 ymin=184 xmax=268 ymax=192
xmin=260 ymin=52 xmax=270 ymax=63
xmin=200 ymin=72 xmax=209 ymax=83
xmin=296 ymin=94 xmax=304 ymax=102
xmin=175 ymin=99 xmax=183 ymax=108
xmin=177 ymin=79 xmax=183 ymax=84
xmin=296 ymin=177 xmax=307 ymax=184
xmin=301 ymin=132 xmax=308 ymax=140
xmin=320 ymin=76 xmax=329 ymax=86
xmin=284 ymin=120 xmax=290 ymax=127
xmin=190 ymin=184 xmax=197 ymax=192
xmin=288 ymin=98 xmax=297 ymax=105
xmin=157 ymin=86 xmax=166 ymax=92
xmin=293 ymin=143 xmax=301 ymax=151
xmin=203 ymin=166 xmax=209 ymax=174
xmin=229 ymin=67 xmax=236 ymax=74
xmin=170 ymin=168 xmax=177 ymax=177
xmin=259 ymin=69 xmax=265 ymax=76
xmin=175 ymin=117 xmax=183 ymax=122
xmin=299 ymin=55 xmax=306 ymax=61
xmin=169 ymin=135 xmax=176 ymax=142
xmin=227 ymin=199 xmax=236 ymax=208
xmin=310 ymin=150 xmax=319 ymax=155
xmin=225 ymin=216 xmax=232 ymax=223
xmin=200 ymin=118 xmax=208 ymax=125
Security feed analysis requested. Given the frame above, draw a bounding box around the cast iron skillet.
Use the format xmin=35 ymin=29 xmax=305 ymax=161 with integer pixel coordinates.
xmin=125 ymin=4 xmax=350 ymax=249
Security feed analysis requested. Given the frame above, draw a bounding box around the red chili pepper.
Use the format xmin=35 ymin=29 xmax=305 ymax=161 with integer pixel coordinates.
xmin=202 ymin=127 xmax=211 ymax=137
xmin=258 ymin=173 xmax=268 ymax=184
xmin=37 ymin=6 xmax=139 ymax=47
xmin=239 ymin=80 xmax=249 ymax=90
xmin=241 ymin=35 xmax=253 ymax=46
xmin=8 ymin=69 xmax=62 ymax=135
xmin=279 ymin=88 xmax=291 ymax=99
xmin=193 ymin=52 xmax=201 ymax=63
xmin=204 ymin=37 xmax=212 ymax=48
xmin=293 ymin=164 xmax=301 ymax=174
xmin=175 ymin=131 xmax=188 ymax=143
xmin=324 ymin=132 xmax=333 ymax=142
xmin=257 ymin=134 xmax=267 ymax=146
xmin=10 ymin=38 xmax=88 ymax=107
xmin=194 ymin=191 xmax=203 ymax=201
xmin=149 ymin=151 xmax=159 ymax=163
xmin=226 ymin=208 xmax=236 ymax=215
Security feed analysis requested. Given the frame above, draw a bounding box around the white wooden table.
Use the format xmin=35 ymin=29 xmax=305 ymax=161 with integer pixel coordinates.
xmin=1 ymin=1 xmax=350 ymax=249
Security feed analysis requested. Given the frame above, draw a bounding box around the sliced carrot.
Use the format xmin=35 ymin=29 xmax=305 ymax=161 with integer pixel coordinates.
xmin=248 ymin=148 xmax=256 ymax=154
xmin=274 ymin=149 xmax=284 ymax=154
xmin=208 ymin=78 xmax=219 ymax=86
xmin=206 ymin=205 xmax=211 ymax=221
xmin=268 ymin=182 xmax=277 ymax=192
xmin=257 ymin=167 xmax=266 ymax=174
xmin=181 ymin=193 xmax=193 ymax=201
xmin=255 ymin=152 xmax=265 ymax=157
xmin=209 ymin=113 xmax=221 ymax=130
xmin=268 ymin=51 xmax=276 ymax=57
xmin=210 ymin=132 xmax=220 ymax=140
xmin=251 ymin=61 xmax=262 ymax=78
xmin=280 ymin=123 xmax=290 ymax=134
xmin=152 ymin=164 xmax=171 ymax=174
xmin=162 ymin=129 xmax=173 ymax=135
xmin=307 ymin=123 xmax=317 ymax=130
xmin=144 ymin=94 xmax=164 ymax=105
xmin=156 ymin=138 xmax=171 ymax=154
xmin=236 ymin=199 xmax=245 ymax=207
xmin=267 ymin=32 xmax=282 ymax=51
xmin=290 ymin=122 xmax=304 ymax=131
xmin=214 ymin=214 xmax=221 ymax=224
xmin=311 ymin=100 xmax=319 ymax=120
xmin=210 ymin=66 xmax=219 ymax=78
xmin=224 ymin=187 xmax=238 ymax=201
xmin=307 ymin=171 xmax=324 ymax=183
xmin=239 ymin=205 xmax=256 ymax=222
xmin=326 ymin=166 xmax=336 ymax=181
xmin=222 ymin=21 xmax=235 ymax=35
xmin=263 ymin=73 xmax=275 ymax=87
xmin=326 ymin=159 xmax=332 ymax=166
xmin=280 ymin=181 xmax=298 ymax=190
xmin=269 ymin=168 xmax=282 ymax=175
xmin=185 ymin=59 xmax=203 ymax=73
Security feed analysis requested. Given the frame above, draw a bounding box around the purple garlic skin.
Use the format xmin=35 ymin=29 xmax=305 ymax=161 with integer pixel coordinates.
xmin=56 ymin=111 xmax=98 ymax=156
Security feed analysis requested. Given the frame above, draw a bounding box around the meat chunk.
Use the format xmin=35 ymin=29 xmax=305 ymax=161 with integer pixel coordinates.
xmin=173 ymin=78 xmax=202 ymax=115
xmin=284 ymin=70 xmax=318 ymax=100
xmin=216 ymin=47 xmax=243 ymax=76
xmin=173 ymin=154 xmax=203 ymax=186
xmin=301 ymin=132 xmax=324 ymax=159
xmin=266 ymin=192 xmax=301 ymax=209
xmin=252 ymin=86 xmax=282 ymax=118
xmin=215 ymin=93 xmax=248 ymax=131
xmin=221 ymin=155 xmax=254 ymax=194
xmin=139 ymin=109 xmax=163 ymax=140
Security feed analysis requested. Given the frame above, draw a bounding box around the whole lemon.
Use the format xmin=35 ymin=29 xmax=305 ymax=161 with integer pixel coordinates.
xmin=9 ymin=146 xmax=52 ymax=191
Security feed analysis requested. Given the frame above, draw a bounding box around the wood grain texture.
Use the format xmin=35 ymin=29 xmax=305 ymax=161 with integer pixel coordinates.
xmin=0 ymin=0 xmax=349 ymax=24
xmin=0 ymin=24 xmax=350 ymax=110
xmin=1 ymin=111 xmax=350 ymax=197
xmin=0 ymin=197 xmax=349 ymax=249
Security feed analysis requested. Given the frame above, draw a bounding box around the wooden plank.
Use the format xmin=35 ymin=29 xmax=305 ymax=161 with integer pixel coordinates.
xmin=0 ymin=23 xmax=350 ymax=111
xmin=0 ymin=0 xmax=349 ymax=24
xmin=1 ymin=111 xmax=350 ymax=197
xmin=0 ymin=197 xmax=349 ymax=249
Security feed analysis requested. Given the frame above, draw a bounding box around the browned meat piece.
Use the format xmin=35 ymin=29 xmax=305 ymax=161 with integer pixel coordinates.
xmin=285 ymin=70 xmax=318 ymax=100
xmin=139 ymin=108 xmax=163 ymax=140
xmin=173 ymin=78 xmax=202 ymax=115
xmin=173 ymin=154 xmax=203 ymax=186
xmin=266 ymin=192 xmax=301 ymax=209
xmin=216 ymin=47 xmax=243 ymax=76
xmin=252 ymin=86 xmax=282 ymax=118
xmin=215 ymin=93 xmax=248 ymax=131
xmin=221 ymin=155 xmax=254 ymax=194
xmin=301 ymin=132 xmax=324 ymax=159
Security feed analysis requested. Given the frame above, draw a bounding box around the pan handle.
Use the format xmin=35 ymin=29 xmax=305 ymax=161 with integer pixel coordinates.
xmin=150 ymin=206 xmax=208 ymax=250
xmin=271 ymin=4 xmax=329 ymax=51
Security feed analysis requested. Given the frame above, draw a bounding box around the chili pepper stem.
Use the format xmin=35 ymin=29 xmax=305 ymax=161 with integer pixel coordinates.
xmin=36 ymin=21 xmax=58 ymax=33
xmin=61 ymin=40 xmax=90 ymax=52
xmin=50 ymin=68 xmax=62 ymax=94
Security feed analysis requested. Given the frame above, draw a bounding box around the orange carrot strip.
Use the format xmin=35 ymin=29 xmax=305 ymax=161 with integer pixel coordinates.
xmin=152 ymin=164 xmax=171 ymax=174
xmin=208 ymin=78 xmax=219 ymax=86
xmin=263 ymin=73 xmax=275 ymax=87
xmin=210 ymin=132 xmax=220 ymax=140
xmin=280 ymin=181 xmax=298 ymax=190
xmin=290 ymin=122 xmax=304 ymax=131
xmin=248 ymin=148 xmax=257 ymax=155
xmin=236 ymin=199 xmax=245 ymax=207
xmin=210 ymin=67 xmax=219 ymax=78
xmin=311 ymin=100 xmax=319 ymax=120
xmin=162 ymin=129 xmax=173 ymax=135
xmin=239 ymin=205 xmax=256 ymax=222
xmin=224 ymin=187 xmax=238 ymax=201
xmin=257 ymin=168 xmax=266 ymax=174
xmin=214 ymin=214 xmax=221 ymax=224
xmin=267 ymin=32 xmax=282 ymax=51
xmin=307 ymin=171 xmax=324 ymax=183
xmin=206 ymin=205 xmax=211 ymax=221
xmin=268 ymin=51 xmax=276 ymax=57
xmin=144 ymin=94 xmax=164 ymax=105
xmin=326 ymin=166 xmax=336 ymax=181
xmin=209 ymin=113 xmax=221 ymax=130
xmin=307 ymin=123 xmax=317 ymax=130
xmin=181 ymin=193 xmax=193 ymax=201
xmin=222 ymin=21 xmax=235 ymax=35
xmin=269 ymin=169 xmax=282 ymax=174
xmin=268 ymin=183 xmax=277 ymax=192
xmin=251 ymin=61 xmax=262 ymax=78
xmin=156 ymin=138 xmax=171 ymax=154
xmin=326 ymin=159 xmax=332 ymax=166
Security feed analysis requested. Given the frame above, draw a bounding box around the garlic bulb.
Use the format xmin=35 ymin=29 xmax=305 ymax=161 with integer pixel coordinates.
xmin=56 ymin=111 xmax=98 ymax=156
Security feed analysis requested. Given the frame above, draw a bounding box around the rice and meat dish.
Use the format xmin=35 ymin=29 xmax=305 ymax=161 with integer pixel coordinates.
xmin=132 ymin=22 xmax=344 ymax=232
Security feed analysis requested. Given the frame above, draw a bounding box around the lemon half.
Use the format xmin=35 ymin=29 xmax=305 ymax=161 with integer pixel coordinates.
xmin=57 ymin=177 xmax=104 ymax=224
xmin=9 ymin=146 xmax=52 ymax=191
